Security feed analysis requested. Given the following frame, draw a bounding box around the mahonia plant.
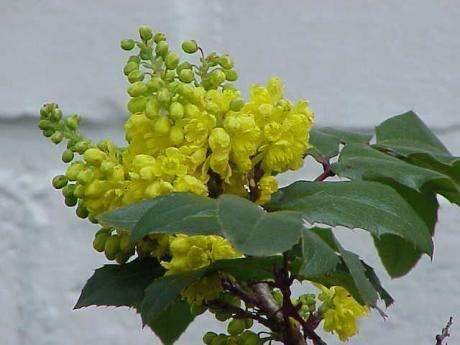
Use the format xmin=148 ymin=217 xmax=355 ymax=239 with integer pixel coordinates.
xmin=38 ymin=25 xmax=459 ymax=345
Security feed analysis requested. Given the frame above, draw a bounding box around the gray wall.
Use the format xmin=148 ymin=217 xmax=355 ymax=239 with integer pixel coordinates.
xmin=1 ymin=1 xmax=459 ymax=344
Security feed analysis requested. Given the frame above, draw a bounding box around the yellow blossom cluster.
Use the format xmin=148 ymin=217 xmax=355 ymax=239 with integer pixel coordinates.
xmin=316 ymin=285 xmax=369 ymax=341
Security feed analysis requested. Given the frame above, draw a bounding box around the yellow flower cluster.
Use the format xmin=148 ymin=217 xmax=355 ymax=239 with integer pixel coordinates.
xmin=317 ymin=285 xmax=368 ymax=342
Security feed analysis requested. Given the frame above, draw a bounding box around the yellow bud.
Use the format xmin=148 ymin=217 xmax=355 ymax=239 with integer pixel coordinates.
xmin=83 ymin=148 xmax=107 ymax=166
xmin=154 ymin=117 xmax=171 ymax=134
xmin=169 ymin=126 xmax=184 ymax=145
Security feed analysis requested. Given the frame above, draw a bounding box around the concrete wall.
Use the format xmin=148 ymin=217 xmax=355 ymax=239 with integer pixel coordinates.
xmin=1 ymin=1 xmax=459 ymax=344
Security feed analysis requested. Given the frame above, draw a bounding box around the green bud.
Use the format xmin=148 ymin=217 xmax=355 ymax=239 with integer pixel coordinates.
xmin=215 ymin=312 xmax=231 ymax=322
xmin=74 ymin=140 xmax=90 ymax=154
xmin=38 ymin=119 xmax=52 ymax=130
xmin=66 ymin=114 xmax=80 ymax=130
xmin=52 ymin=175 xmax=68 ymax=189
xmin=127 ymin=96 xmax=148 ymax=113
xmin=219 ymin=55 xmax=234 ymax=70
xmin=211 ymin=334 xmax=227 ymax=345
xmin=145 ymin=97 xmax=160 ymax=119
xmin=128 ymin=55 xmax=141 ymax=63
xmin=177 ymin=84 xmax=193 ymax=98
xmin=61 ymin=149 xmax=74 ymax=163
xmin=51 ymin=108 xmax=63 ymax=121
xmin=127 ymin=81 xmax=148 ymax=97
xmin=50 ymin=132 xmax=64 ymax=144
xmin=227 ymin=319 xmax=245 ymax=336
xmin=43 ymin=128 xmax=55 ymax=137
xmin=155 ymin=41 xmax=169 ymax=57
xmin=139 ymin=25 xmax=153 ymax=41
xmin=123 ymin=61 xmax=139 ymax=76
xmin=115 ymin=252 xmax=130 ymax=264
xmin=222 ymin=83 xmax=237 ymax=91
xmin=240 ymin=331 xmax=261 ymax=345
xmin=154 ymin=116 xmax=171 ymax=134
xmin=93 ymin=232 xmax=109 ymax=252
xmin=104 ymin=235 xmax=121 ymax=260
xmin=181 ymin=40 xmax=198 ymax=54
xmin=76 ymin=168 xmax=94 ymax=185
xmin=64 ymin=196 xmax=78 ymax=207
xmin=140 ymin=48 xmax=153 ymax=60
xmin=169 ymin=102 xmax=184 ymax=120
xmin=121 ymin=39 xmax=135 ymax=51
xmin=76 ymin=204 xmax=89 ymax=219
xmin=153 ymin=32 xmax=166 ymax=43
xmin=203 ymin=332 xmax=218 ymax=345
xmin=165 ymin=52 xmax=180 ymax=70
xmin=190 ymin=303 xmax=207 ymax=316
xmin=176 ymin=61 xmax=192 ymax=73
xmin=128 ymin=70 xmax=145 ymax=83
xmin=178 ymin=69 xmax=194 ymax=83
xmin=62 ymin=183 xmax=76 ymax=198
xmin=40 ymin=104 xmax=53 ymax=117
xmin=157 ymin=88 xmax=171 ymax=106
xmin=119 ymin=234 xmax=134 ymax=253
xmin=230 ymin=98 xmax=244 ymax=112
xmin=164 ymin=70 xmax=176 ymax=82
xmin=209 ymin=70 xmax=226 ymax=87
xmin=146 ymin=77 xmax=164 ymax=92
xmin=224 ymin=69 xmax=238 ymax=82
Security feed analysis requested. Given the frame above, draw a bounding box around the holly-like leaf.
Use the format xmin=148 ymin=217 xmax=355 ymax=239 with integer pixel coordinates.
xmin=144 ymin=299 xmax=195 ymax=345
xmin=309 ymin=127 xmax=373 ymax=159
xmin=100 ymin=193 xmax=306 ymax=257
xmin=333 ymin=143 xmax=458 ymax=197
xmin=267 ymin=181 xmax=433 ymax=256
xmin=74 ymin=258 xmax=165 ymax=309
xmin=209 ymin=256 xmax=281 ymax=281
xmin=141 ymin=273 xmax=200 ymax=327
xmin=297 ymin=227 xmax=340 ymax=277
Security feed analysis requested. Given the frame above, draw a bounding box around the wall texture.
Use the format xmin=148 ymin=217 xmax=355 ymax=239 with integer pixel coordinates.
xmin=1 ymin=1 xmax=459 ymax=344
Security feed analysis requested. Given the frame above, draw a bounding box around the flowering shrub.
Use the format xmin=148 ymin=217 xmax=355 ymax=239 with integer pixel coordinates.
xmin=38 ymin=25 xmax=459 ymax=344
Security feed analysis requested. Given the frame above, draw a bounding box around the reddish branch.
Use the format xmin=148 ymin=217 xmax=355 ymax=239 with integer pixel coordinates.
xmin=435 ymin=317 xmax=453 ymax=345
xmin=314 ymin=157 xmax=334 ymax=182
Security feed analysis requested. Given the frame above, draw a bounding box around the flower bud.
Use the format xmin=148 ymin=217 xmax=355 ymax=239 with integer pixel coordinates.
xmin=104 ymin=235 xmax=120 ymax=260
xmin=169 ymin=126 xmax=184 ymax=145
xmin=222 ymin=83 xmax=237 ymax=91
xmin=127 ymin=81 xmax=148 ymax=97
xmin=76 ymin=204 xmax=89 ymax=218
xmin=146 ymin=77 xmax=164 ymax=92
xmin=119 ymin=233 xmax=134 ymax=253
xmin=240 ymin=331 xmax=261 ymax=345
xmin=66 ymin=163 xmax=83 ymax=180
xmin=66 ymin=114 xmax=80 ymax=129
xmin=64 ymin=196 xmax=78 ymax=207
xmin=62 ymin=149 xmax=74 ymax=163
xmin=50 ymin=108 xmax=63 ymax=121
xmin=120 ymin=39 xmax=135 ymax=51
xmin=123 ymin=61 xmax=139 ymax=76
xmin=38 ymin=120 xmax=52 ymax=130
xmin=83 ymin=148 xmax=107 ymax=166
xmin=176 ymin=61 xmax=192 ymax=73
xmin=190 ymin=303 xmax=207 ymax=316
xmin=165 ymin=52 xmax=180 ymax=70
xmin=177 ymin=84 xmax=193 ymax=98
xmin=157 ymin=88 xmax=171 ymax=106
xmin=140 ymin=48 xmax=153 ymax=60
xmin=155 ymin=41 xmax=169 ymax=57
xmin=169 ymin=102 xmax=184 ymax=120
xmin=50 ymin=131 xmax=63 ymax=144
xmin=224 ymin=69 xmax=238 ymax=82
xmin=164 ymin=70 xmax=176 ymax=82
xmin=209 ymin=70 xmax=226 ymax=87
xmin=203 ymin=331 xmax=217 ymax=345
xmin=127 ymin=96 xmax=147 ymax=113
xmin=40 ymin=104 xmax=53 ymax=117
xmin=74 ymin=140 xmax=90 ymax=154
xmin=62 ymin=184 xmax=76 ymax=198
xmin=93 ymin=232 xmax=109 ymax=252
xmin=154 ymin=117 xmax=171 ymax=135
xmin=178 ymin=69 xmax=194 ymax=83
xmin=153 ymin=32 xmax=166 ymax=43
xmin=215 ymin=312 xmax=231 ymax=321
xmin=128 ymin=70 xmax=145 ymax=83
xmin=52 ymin=175 xmax=68 ymax=189
xmin=181 ymin=40 xmax=198 ymax=54
xmin=77 ymin=169 xmax=95 ymax=185
xmin=145 ymin=97 xmax=159 ymax=119
xmin=218 ymin=55 xmax=234 ymax=69
xmin=139 ymin=25 xmax=153 ymax=41
xmin=230 ymin=98 xmax=244 ymax=112
xmin=227 ymin=319 xmax=245 ymax=336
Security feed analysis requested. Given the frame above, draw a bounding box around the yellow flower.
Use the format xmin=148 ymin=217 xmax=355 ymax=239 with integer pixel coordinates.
xmin=181 ymin=274 xmax=222 ymax=304
xmin=257 ymin=175 xmax=279 ymax=204
xmin=316 ymin=285 xmax=368 ymax=342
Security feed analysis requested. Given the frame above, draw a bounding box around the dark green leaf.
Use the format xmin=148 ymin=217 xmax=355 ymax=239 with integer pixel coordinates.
xmin=144 ymin=299 xmax=195 ymax=345
xmin=297 ymin=227 xmax=340 ymax=276
xmin=333 ymin=143 xmax=458 ymax=196
xmin=101 ymin=193 xmax=306 ymax=256
xmin=74 ymin=258 xmax=164 ymax=309
xmin=267 ymin=181 xmax=433 ymax=256
xmin=208 ymin=256 xmax=281 ymax=281
xmin=309 ymin=127 xmax=373 ymax=159
xmin=141 ymin=273 xmax=200 ymax=326
xmin=362 ymin=261 xmax=394 ymax=307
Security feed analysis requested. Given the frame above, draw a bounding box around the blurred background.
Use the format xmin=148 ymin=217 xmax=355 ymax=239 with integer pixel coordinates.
xmin=1 ymin=1 xmax=459 ymax=344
